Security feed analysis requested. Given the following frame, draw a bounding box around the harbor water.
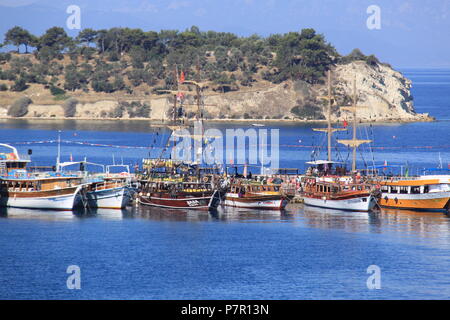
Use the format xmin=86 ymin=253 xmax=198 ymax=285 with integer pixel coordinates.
xmin=0 ymin=68 xmax=449 ymax=299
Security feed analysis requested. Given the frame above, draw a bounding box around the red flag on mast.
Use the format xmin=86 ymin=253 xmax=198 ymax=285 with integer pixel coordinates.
xmin=343 ymin=119 xmax=348 ymax=128
xmin=179 ymin=71 xmax=185 ymax=83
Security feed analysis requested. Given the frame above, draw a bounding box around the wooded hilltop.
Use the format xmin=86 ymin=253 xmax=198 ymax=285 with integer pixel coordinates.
xmin=0 ymin=26 xmax=432 ymax=122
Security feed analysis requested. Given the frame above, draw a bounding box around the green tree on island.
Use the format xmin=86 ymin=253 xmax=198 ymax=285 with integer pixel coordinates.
xmin=4 ymin=26 xmax=36 ymax=53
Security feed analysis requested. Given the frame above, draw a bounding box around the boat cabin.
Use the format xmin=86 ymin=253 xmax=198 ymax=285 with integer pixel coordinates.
xmin=143 ymin=181 xmax=213 ymax=193
xmin=305 ymin=180 xmax=372 ymax=195
xmin=229 ymin=184 xmax=281 ymax=195
xmin=0 ymin=177 xmax=82 ymax=192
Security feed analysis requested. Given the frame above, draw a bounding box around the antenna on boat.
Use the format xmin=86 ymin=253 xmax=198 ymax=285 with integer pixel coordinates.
xmin=337 ymin=76 xmax=372 ymax=172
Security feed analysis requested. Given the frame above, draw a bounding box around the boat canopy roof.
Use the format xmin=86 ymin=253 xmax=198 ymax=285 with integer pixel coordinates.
xmin=306 ymin=160 xmax=341 ymax=165
xmin=0 ymin=143 xmax=31 ymax=163
xmin=59 ymin=161 xmax=105 ymax=171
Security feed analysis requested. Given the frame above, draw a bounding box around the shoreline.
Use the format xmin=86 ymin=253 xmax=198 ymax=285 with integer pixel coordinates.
xmin=0 ymin=115 xmax=436 ymax=124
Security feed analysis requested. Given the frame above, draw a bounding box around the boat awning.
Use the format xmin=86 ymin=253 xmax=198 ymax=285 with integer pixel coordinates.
xmin=305 ymin=160 xmax=341 ymax=165
xmin=372 ymin=165 xmax=402 ymax=169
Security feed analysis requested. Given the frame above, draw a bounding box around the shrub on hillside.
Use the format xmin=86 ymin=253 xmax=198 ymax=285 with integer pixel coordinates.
xmin=118 ymin=101 xmax=151 ymax=118
xmin=50 ymin=85 xmax=66 ymax=96
xmin=11 ymin=77 xmax=28 ymax=92
xmin=62 ymin=98 xmax=78 ymax=117
xmin=8 ymin=97 xmax=32 ymax=117
xmin=291 ymin=104 xmax=325 ymax=120
xmin=0 ymin=52 xmax=11 ymax=63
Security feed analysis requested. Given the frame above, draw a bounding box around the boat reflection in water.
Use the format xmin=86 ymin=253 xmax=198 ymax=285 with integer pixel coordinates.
xmin=85 ymin=208 xmax=127 ymax=220
xmin=133 ymin=203 xmax=292 ymax=223
xmin=0 ymin=206 xmax=128 ymax=221
xmin=295 ymin=204 xmax=450 ymax=241
xmin=214 ymin=204 xmax=292 ymax=223
xmin=0 ymin=207 xmax=79 ymax=221
xmin=299 ymin=204 xmax=373 ymax=233
xmin=134 ymin=204 xmax=214 ymax=222
xmin=377 ymin=208 xmax=450 ymax=241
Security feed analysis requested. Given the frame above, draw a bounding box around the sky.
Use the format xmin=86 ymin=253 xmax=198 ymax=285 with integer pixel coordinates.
xmin=0 ymin=0 xmax=449 ymax=68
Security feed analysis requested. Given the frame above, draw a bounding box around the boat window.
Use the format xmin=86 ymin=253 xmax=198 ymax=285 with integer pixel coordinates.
xmin=411 ymin=186 xmax=420 ymax=194
xmin=424 ymin=186 xmax=429 ymax=193
xmin=400 ymin=186 xmax=408 ymax=194
xmin=390 ymin=187 xmax=398 ymax=194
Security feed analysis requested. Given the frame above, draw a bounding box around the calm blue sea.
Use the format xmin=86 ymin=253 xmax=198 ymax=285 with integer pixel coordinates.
xmin=0 ymin=69 xmax=449 ymax=299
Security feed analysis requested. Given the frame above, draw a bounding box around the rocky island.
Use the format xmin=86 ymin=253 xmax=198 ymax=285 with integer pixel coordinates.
xmin=0 ymin=26 xmax=432 ymax=122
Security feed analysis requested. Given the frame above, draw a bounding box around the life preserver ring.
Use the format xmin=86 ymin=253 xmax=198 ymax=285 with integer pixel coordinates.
xmin=202 ymin=176 xmax=209 ymax=183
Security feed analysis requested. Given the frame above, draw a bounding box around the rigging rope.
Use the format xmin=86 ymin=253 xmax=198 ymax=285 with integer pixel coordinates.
xmin=6 ymin=140 xmax=450 ymax=151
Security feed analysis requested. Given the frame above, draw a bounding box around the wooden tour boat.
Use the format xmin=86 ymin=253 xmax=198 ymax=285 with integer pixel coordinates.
xmin=138 ymin=181 xmax=220 ymax=210
xmin=376 ymin=175 xmax=450 ymax=211
xmin=59 ymin=161 xmax=133 ymax=210
xmin=0 ymin=144 xmax=84 ymax=210
xmin=302 ymin=178 xmax=377 ymax=211
xmin=223 ymin=182 xmax=288 ymax=210
xmin=301 ymin=72 xmax=376 ymax=211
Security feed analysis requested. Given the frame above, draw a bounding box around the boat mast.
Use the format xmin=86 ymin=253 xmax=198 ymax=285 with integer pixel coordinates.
xmin=56 ymin=130 xmax=61 ymax=172
xmin=313 ymin=70 xmax=345 ymax=162
xmin=351 ymin=79 xmax=358 ymax=170
xmin=337 ymin=76 xmax=372 ymax=172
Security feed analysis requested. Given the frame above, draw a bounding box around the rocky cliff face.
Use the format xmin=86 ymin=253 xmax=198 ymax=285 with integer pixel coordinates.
xmin=198 ymin=61 xmax=431 ymax=122
xmin=329 ymin=61 xmax=428 ymax=121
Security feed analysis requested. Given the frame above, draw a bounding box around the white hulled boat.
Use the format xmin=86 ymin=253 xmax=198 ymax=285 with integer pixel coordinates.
xmin=301 ymin=72 xmax=378 ymax=212
xmin=0 ymin=144 xmax=84 ymax=210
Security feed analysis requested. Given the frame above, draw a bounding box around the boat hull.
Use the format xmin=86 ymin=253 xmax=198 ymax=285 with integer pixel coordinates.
xmin=0 ymin=185 xmax=82 ymax=210
xmin=303 ymin=194 xmax=376 ymax=212
xmin=87 ymin=186 xmax=132 ymax=209
xmin=379 ymin=191 xmax=450 ymax=211
xmin=138 ymin=190 xmax=220 ymax=210
xmin=223 ymin=194 xmax=288 ymax=210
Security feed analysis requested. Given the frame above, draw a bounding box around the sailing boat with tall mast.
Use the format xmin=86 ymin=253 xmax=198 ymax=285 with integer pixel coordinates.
xmin=138 ymin=65 xmax=221 ymax=210
xmin=302 ymin=71 xmax=378 ymax=211
xmin=304 ymin=70 xmax=347 ymax=177
xmin=336 ymin=77 xmax=373 ymax=173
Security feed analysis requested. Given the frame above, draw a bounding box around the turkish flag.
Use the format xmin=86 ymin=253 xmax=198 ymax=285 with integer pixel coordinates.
xmin=179 ymin=71 xmax=185 ymax=83
xmin=343 ymin=120 xmax=348 ymax=128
